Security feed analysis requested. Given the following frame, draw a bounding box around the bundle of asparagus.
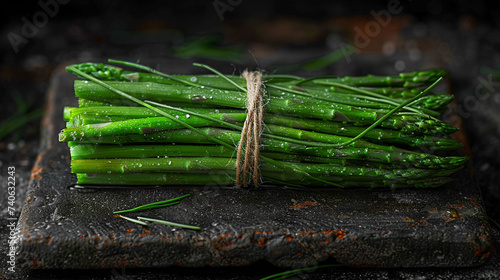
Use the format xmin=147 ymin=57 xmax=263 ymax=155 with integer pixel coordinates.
xmin=60 ymin=60 xmax=467 ymax=188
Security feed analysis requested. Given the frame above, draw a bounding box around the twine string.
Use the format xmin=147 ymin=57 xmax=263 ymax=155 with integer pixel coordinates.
xmin=236 ymin=71 xmax=264 ymax=187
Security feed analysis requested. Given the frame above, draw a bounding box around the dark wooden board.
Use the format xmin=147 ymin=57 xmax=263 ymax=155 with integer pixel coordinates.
xmin=14 ymin=64 xmax=493 ymax=269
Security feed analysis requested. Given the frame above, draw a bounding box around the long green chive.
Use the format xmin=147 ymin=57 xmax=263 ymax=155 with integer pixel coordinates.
xmin=113 ymin=201 xmax=180 ymax=214
xmin=192 ymin=62 xmax=248 ymax=92
xmin=137 ymin=216 xmax=201 ymax=230
xmin=113 ymin=194 xmax=191 ymax=214
xmin=108 ymin=59 xmax=202 ymax=88
xmin=117 ymin=215 xmax=148 ymax=226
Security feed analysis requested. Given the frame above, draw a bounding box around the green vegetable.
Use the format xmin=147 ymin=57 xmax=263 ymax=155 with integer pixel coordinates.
xmin=60 ymin=60 xmax=467 ymax=188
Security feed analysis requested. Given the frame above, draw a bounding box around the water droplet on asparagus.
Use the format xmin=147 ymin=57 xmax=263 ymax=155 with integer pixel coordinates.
xmin=191 ymin=96 xmax=207 ymax=101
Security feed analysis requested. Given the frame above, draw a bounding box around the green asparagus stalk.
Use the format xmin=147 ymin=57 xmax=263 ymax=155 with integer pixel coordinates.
xmin=77 ymin=172 xmax=236 ymax=186
xmin=76 ymin=172 xmax=455 ymax=188
xmin=70 ymin=157 xmax=461 ymax=180
xmin=309 ymin=69 xmax=447 ymax=88
xmin=68 ymin=143 xmax=235 ymax=159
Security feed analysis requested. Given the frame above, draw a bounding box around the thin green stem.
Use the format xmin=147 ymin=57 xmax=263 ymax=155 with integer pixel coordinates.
xmin=192 ymin=62 xmax=248 ymax=92
xmin=108 ymin=59 xmax=202 ymax=88
xmin=137 ymin=216 xmax=201 ymax=230
xmin=113 ymin=194 xmax=190 ymax=214
xmin=117 ymin=215 xmax=148 ymax=226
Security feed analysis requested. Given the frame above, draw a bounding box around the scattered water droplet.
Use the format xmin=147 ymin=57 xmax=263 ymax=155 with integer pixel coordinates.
xmin=191 ymin=96 xmax=207 ymax=101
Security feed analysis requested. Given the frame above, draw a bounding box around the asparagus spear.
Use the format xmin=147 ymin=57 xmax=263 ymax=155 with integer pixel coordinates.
xmin=76 ymin=172 xmax=455 ymax=188
xmin=71 ymin=157 xmax=461 ymax=179
xmin=310 ymin=69 xmax=447 ymax=88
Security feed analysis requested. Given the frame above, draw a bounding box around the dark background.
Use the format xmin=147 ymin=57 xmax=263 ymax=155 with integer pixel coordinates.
xmin=1 ymin=0 xmax=499 ymax=279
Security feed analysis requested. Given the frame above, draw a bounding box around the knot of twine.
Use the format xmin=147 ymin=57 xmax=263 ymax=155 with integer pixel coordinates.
xmin=236 ymin=70 xmax=264 ymax=187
